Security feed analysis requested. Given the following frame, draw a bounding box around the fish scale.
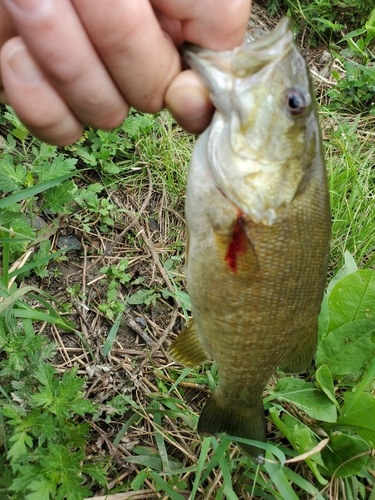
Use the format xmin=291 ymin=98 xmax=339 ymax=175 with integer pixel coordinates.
xmin=169 ymin=17 xmax=331 ymax=460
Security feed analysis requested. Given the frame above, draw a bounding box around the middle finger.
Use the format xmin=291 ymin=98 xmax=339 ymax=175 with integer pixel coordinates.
xmin=72 ymin=0 xmax=181 ymax=114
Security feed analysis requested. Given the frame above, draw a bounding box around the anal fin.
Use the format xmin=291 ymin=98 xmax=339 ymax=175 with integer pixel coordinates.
xmin=168 ymin=318 xmax=209 ymax=368
xmin=198 ymin=392 xmax=265 ymax=462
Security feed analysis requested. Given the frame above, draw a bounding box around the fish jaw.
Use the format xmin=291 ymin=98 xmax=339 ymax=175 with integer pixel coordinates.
xmin=183 ymin=18 xmax=323 ymax=226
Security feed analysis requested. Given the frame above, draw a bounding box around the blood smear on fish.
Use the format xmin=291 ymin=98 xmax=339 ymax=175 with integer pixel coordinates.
xmin=225 ymin=217 xmax=248 ymax=272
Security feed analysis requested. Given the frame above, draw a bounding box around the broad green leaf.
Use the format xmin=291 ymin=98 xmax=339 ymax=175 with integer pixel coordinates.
xmin=269 ymin=407 xmax=327 ymax=485
xmin=38 ymin=155 xmax=77 ymax=181
xmin=42 ymin=180 xmax=75 ymax=213
xmin=319 ymin=433 xmax=369 ymax=478
xmin=318 ymin=292 xmax=329 ymax=343
xmin=0 ymin=159 xmax=23 ymax=192
xmin=315 ymin=318 xmax=375 ymax=377
xmin=35 ymin=361 xmax=55 ymax=390
xmin=326 ymin=251 xmax=358 ymax=295
xmin=338 ymin=392 xmax=375 ymax=447
xmin=312 ymin=17 xmax=344 ymax=30
xmin=128 ymin=289 xmax=159 ymax=305
xmin=315 ymin=365 xmax=340 ymax=409
xmin=327 ymin=270 xmax=375 ymax=333
xmin=81 ymin=463 xmax=107 ymax=486
xmin=1 ymin=405 xmax=24 ymax=423
xmin=349 ymin=59 xmax=375 ymax=79
xmin=7 ymin=431 xmax=33 ymax=461
xmin=26 ymin=478 xmax=54 ymax=500
xmin=272 ymin=377 xmax=337 ymax=422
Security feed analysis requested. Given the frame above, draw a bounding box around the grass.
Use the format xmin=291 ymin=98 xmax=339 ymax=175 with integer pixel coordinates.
xmin=323 ymin=112 xmax=375 ymax=272
xmin=1 ymin=6 xmax=375 ymax=500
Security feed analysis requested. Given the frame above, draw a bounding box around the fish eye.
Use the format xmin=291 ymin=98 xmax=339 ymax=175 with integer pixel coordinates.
xmin=285 ymin=88 xmax=307 ymax=117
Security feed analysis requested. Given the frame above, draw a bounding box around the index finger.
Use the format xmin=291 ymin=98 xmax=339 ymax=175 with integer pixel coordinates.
xmin=151 ymin=0 xmax=251 ymax=49
xmin=72 ymin=0 xmax=181 ymax=113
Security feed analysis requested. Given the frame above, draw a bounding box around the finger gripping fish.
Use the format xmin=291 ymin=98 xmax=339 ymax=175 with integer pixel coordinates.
xmin=169 ymin=18 xmax=331 ymax=460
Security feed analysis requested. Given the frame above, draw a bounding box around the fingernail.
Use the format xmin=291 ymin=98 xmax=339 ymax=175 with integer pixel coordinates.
xmin=5 ymin=0 xmax=52 ymax=18
xmin=7 ymin=44 xmax=43 ymax=84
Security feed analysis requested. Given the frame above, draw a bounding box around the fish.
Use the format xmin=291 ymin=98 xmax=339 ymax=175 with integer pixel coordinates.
xmin=169 ymin=17 xmax=331 ymax=460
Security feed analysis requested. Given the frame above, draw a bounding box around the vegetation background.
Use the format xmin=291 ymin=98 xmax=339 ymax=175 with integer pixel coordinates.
xmin=1 ymin=1 xmax=375 ymax=498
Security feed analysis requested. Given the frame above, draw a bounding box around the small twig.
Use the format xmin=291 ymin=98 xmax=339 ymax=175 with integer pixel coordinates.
xmin=81 ymin=237 xmax=87 ymax=297
xmin=51 ymin=324 xmax=70 ymax=365
xmin=155 ymin=372 xmax=207 ymax=391
xmin=133 ymin=308 xmax=178 ymax=375
xmin=124 ymin=310 xmax=157 ymax=347
xmin=99 ymin=470 xmax=132 ymax=496
xmin=5 ymin=248 xmax=34 ymax=290
xmin=57 ymin=353 xmax=88 ymax=368
xmin=85 ymin=491 xmax=158 ymax=500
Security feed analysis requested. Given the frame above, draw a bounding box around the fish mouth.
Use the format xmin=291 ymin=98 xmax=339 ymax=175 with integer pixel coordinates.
xmin=183 ymin=17 xmax=294 ymax=82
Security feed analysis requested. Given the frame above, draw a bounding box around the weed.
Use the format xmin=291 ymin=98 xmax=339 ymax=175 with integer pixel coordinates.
xmin=265 ymin=0 xmax=373 ymax=41
xmin=328 ymin=8 xmax=375 ymax=113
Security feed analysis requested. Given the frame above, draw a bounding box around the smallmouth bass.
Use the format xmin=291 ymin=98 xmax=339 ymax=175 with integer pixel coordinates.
xmin=169 ymin=18 xmax=331 ymax=460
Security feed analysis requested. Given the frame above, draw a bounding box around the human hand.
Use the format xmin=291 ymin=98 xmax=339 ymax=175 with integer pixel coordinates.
xmin=0 ymin=0 xmax=251 ymax=145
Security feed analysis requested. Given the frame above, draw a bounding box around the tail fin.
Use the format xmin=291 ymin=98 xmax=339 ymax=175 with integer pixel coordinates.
xmin=197 ymin=392 xmax=265 ymax=461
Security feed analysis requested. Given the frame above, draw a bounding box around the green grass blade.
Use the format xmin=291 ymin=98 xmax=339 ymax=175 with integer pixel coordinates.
xmin=113 ymin=413 xmax=140 ymax=447
xmin=102 ymin=311 xmax=122 ymax=355
xmin=148 ymin=471 xmax=186 ymax=500
xmin=12 ymin=308 xmax=71 ymax=329
xmin=0 ymin=286 xmax=36 ymax=314
xmin=150 ymin=402 xmax=170 ymax=472
xmin=0 ymin=237 xmax=31 ymax=243
xmin=218 ymin=448 xmax=238 ymax=500
xmin=0 ymin=173 xmax=76 ymax=209
xmin=0 ymin=410 xmax=8 ymax=453
xmin=72 ymin=329 xmax=95 ymax=361
xmin=190 ymin=437 xmax=211 ymax=499
xmin=8 ymin=247 xmax=71 ymax=279
xmin=283 ymin=465 xmax=326 ymax=500
xmin=263 ymin=453 xmax=299 ymax=500
xmin=199 ymin=437 xmax=231 ymax=485
xmin=225 ymin=435 xmax=286 ymax=465
xmin=167 ymin=367 xmax=191 ymax=395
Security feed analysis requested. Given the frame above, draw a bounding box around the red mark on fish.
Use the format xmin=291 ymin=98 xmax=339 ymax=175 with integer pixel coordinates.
xmin=225 ymin=214 xmax=248 ymax=272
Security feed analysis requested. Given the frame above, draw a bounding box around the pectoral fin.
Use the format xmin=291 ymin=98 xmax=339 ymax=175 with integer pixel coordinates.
xmin=168 ymin=318 xmax=210 ymax=368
